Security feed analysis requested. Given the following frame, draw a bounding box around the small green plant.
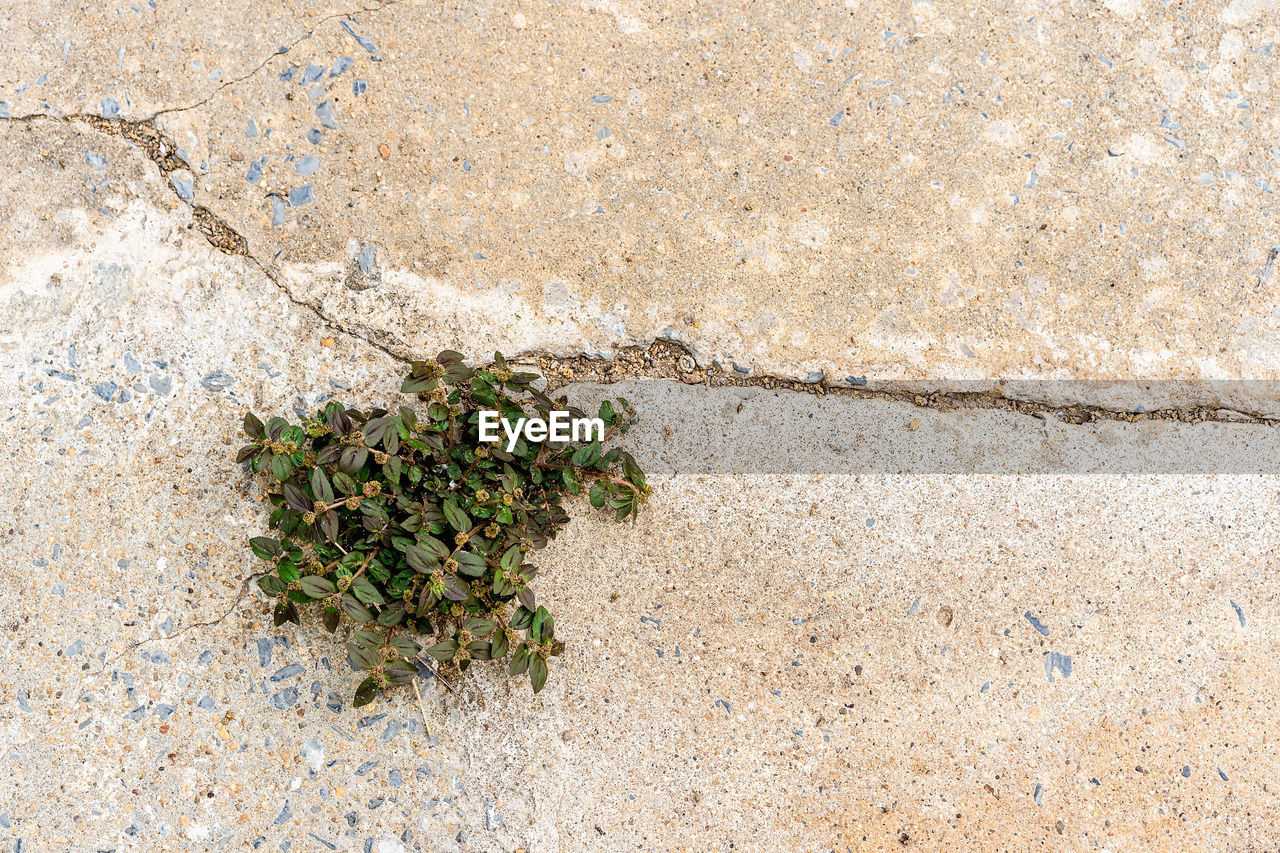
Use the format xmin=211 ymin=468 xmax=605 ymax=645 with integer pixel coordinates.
xmin=235 ymin=350 xmax=647 ymax=706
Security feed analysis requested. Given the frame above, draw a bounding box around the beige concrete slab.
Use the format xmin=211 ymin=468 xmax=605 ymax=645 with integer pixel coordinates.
xmin=140 ymin=1 xmax=1280 ymax=389
xmin=2 ymin=5 xmax=1280 ymax=852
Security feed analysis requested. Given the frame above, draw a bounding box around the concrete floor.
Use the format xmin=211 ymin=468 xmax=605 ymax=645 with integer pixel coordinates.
xmin=2 ymin=1 xmax=1279 ymax=850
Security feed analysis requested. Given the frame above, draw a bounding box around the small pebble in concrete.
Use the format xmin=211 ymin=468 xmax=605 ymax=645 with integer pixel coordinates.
xmin=341 ymin=20 xmax=379 ymax=55
xmin=200 ymin=372 xmax=235 ymax=392
xmin=1024 ymin=612 xmax=1049 ymax=636
xmin=1045 ymin=651 xmax=1073 ymax=682
xmin=316 ymin=100 xmax=338 ymax=129
xmin=272 ymin=664 xmax=305 ymax=681
xmin=1230 ymin=600 xmax=1246 ymax=627
xmin=270 ymin=687 xmax=299 ymax=709
xmin=484 ymin=797 xmax=504 ymax=829
xmin=169 ymin=173 xmax=193 ymax=201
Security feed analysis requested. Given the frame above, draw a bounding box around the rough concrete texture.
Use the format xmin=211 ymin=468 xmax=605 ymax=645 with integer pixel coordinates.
xmin=5 ymin=0 xmax=1280 ymax=399
xmin=3 ymin=1 xmax=1280 ymax=851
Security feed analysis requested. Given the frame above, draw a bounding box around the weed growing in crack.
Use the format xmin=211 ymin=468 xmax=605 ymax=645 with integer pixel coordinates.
xmin=236 ymin=350 xmax=648 ymax=707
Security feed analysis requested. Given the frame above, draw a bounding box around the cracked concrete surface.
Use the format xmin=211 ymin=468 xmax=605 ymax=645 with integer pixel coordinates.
xmin=7 ymin=0 xmax=1280 ymax=410
xmin=3 ymin=2 xmax=1280 ymax=851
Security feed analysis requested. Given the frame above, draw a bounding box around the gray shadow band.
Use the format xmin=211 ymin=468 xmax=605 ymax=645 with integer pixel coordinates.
xmin=558 ymin=380 xmax=1280 ymax=476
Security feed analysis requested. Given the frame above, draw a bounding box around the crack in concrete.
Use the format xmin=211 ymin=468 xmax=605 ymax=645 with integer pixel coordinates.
xmin=73 ymin=111 xmax=415 ymax=366
xmin=529 ymin=340 xmax=1280 ymax=427
xmin=2 ymin=111 xmax=1276 ymax=428
xmin=119 ymin=570 xmax=268 ymax=661
xmin=147 ymin=2 xmax=393 ymax=122
xmin=0 ymin=109 xmax=414 ymax=365
xmin=1 ymin=3 xmax=392 ymax=125
xmin=56 ymin=570 xmax=271 ymax=716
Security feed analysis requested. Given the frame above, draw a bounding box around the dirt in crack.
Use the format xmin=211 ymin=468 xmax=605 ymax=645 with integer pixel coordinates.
xmin=531 ymin=340 xmax=1280 ymax=427
xmin=73 ymin=114 xmax=413 ymax=364
xmin=80 ymin=115 xmax=247 ymax=255
xmin=6 ymin=115 xmax=1272 ymax=427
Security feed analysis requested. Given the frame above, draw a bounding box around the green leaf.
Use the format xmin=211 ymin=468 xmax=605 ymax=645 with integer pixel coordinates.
xmin=235 ymin=444 xmax=260 ymax=464
xmin=276 ymin=561 xmax=300 ymax=584
xmin=319 ymin=509 xmax=339 ymax=541
xmin=282 ymin=481 xmax=310 ymax=513
xmin=377 ymin=601 xmax=406 ymax=627
xmin=257 ymin=575 xmax=287 ymax=597
xmin=270 ymin=453 xmax=293 ymax=482
xmin=339 ymin=446 xmax=369 ymax=474
xmin=510 ymin=606 xmax=534 ymax=631
xmin=351 ymin=576 xmax=386 ymax=606
xmin=404 ymin=543 xmax=439 ymax=573
xmin=385 ymin=658 xmax=417 ymax=684
xmin=418 ymin=535 xmax=450 ymax=560
xmin=299 ymin=576 xmax=336 ymax=598
xmin=454 ymin=550 xmax=486 ymax=577
xmin=529 ymin=654 xmax=548 ymax=694
xmin=424 ymin=640 xmax=459 ymax=661
xmin=352 ymin=677 xmax=378 ymax=708
xmin=249 ymin=537 xmax=283 ymax=561
xmin=347 ymin=641 xmax=381 ymax=670
xmin=397 ymin=407 xmax=417 ymax=433
xmin=273 ymin=600 xmax=299 ymax=626
xmin=363 ymin=416 xmax=392 ymax=448
xmin=401 ymin=374 xmax=438 ymax=394
xmin=622 ymin=450 xmax=646 ymax=489
xmin=442 ymin=498 xmax=470 ymax=532
xmin=441 ymin=574 xmax=470 ymax=602
xmin=265 ymin=416 xmax=289 ymax=440
xmin=500 ymin=544 xmax=522 ymax=571
xmin=464 ymin=617 xmax=494 ymax=637
xmin=390 ymin=636 xmax=422 ymax=658
xmin=322 ymin=605 xmax=340 ymax=633
xmin=531 ymin=605 xmax=551 ymax=643
xmin=562 ymin=467 xmax=579 ymax=494
xmin=571 ymin=441 xmax=600 ymax=467
xmin=589 ymin=484 xmax=606 ymax=508
xmin=333 ymin=471 xmax=359 ymax=495
xmin=351 ymin=630 xmax=383 ymax=648
xmin=516 ymin=587 xmax=536 ymax=611
xmin=340 ymin=594 xmax=374 ymax=623
xmin=310 ymin=466 xmax=334 ymax=503
xmin=509 ymin=645 xmax=530 ymax=676
xmin=243 ymin=412 xmax=265 ymax=438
